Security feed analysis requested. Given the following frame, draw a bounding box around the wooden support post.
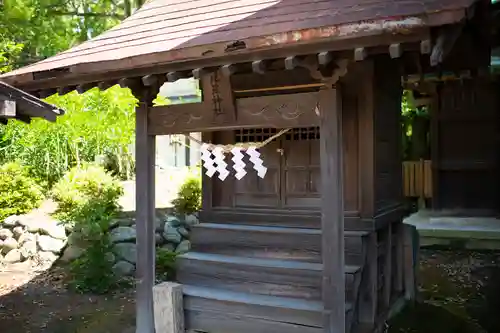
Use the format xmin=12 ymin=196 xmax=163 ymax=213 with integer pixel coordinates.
xmin=135 ymin=96 xmax=156 ymax=333
xmin=395 ymin=223 xmax=404 ymax=294
xmin=359 ymin=232 xmax=378 ymax=327
xmin=403 ymin=224 xmax=418 ymax=301
xmin=318 ymin=86 xmax=345 ymax=333
xmin=384 ymin=223 xmax=392 ymax=307
xmin=153 ymin=282 xmax=184 ymax=333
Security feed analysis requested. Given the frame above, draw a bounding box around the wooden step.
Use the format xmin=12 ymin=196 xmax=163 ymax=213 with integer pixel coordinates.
xmin=177 ymin=252 xmax=361 ymax=301
xmin=190 ymin=223 xmax=369 ymax=264
xmin=183 ymin=285 xmax=353 ymax=333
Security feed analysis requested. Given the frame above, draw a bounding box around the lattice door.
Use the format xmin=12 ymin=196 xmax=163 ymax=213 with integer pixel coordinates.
xmin=233 ymin=127 xmax=320 ymax=209
xmin=282 ymin=127 xmax=321 ymax=209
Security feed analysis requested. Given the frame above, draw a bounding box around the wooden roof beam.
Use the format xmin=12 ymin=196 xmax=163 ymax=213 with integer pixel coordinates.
xmin=318 ymin=51 xmax=334 ymax=67
xmin=251 ymin=60 xmax=271 ymax=74
xmin=284 ymin=55 xmax=306 ymax=70
xmin=430 ymin=23 xmax=464 ymax=67
xmin=76 ymin=82 xmax=96 ymax=94
xmin=221 ymin=64 xmax=238 ymax=77
xmin=354 ymin=48 xmax=367 ymax=61
xmin=389 ymin=43 xmax=402 ymax=59
xmin=192 ymin=67 xmax=219 ymax=79
xmin=97 ymin=80 xmax=118 ymax=91
xmin=119 ymin=77 xmax=143 ymax=90
xmin=57 ymin=86 xmax=74 ymax=96
xmin=141 ymin=74 xmax=158 ymax=87
xmin=166 ymin=71 xmax=191 ymax=83
xmin=38 ymin=89 xmax=57 ymax=99
xmin=420 ymin=39 xmax=432 ymax=55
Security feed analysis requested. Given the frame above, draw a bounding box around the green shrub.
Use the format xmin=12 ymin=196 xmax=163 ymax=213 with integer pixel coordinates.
xmin=172 ymin=176 xmax=201 ymax=215
xmin=0 ymin=162 xmax=43 ymax=221
xmin=156 ymin=248 xmax=177 ymax=281
xmin=52 ymin=164 xmax=124 ymax=294
xmin=52 ymin=163 xmax=124 ymax=218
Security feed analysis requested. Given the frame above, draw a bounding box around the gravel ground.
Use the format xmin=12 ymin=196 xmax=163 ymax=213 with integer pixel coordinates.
xmin=389 ymin=249 xmax=500 ymax=333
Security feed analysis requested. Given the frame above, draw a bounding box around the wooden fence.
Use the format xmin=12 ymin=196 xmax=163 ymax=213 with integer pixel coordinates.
xmin=402 ymin=160 xmax=432 ymax=199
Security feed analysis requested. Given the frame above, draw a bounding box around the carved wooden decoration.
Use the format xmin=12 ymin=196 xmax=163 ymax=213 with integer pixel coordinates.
xmin=236 ymin=92 xmax=319 ymax=128
xmin=148 ymin=90 xmax=320 ymax=135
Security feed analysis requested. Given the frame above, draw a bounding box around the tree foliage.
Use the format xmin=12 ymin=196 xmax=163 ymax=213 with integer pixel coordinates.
xmin=0 ymin=1 xmax=149 ymax=184
xmin=0 ymin=0 xmax=145 ymax=72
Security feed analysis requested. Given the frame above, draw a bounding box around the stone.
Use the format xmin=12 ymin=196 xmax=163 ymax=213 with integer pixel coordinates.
xmin=165 ymin=216 xmax=182 ymax=227
xmin=155 ymin=233 xmax=164 ymax=245
xmin=110 ymin=226 xmax=136 ymax=243
xmin=177 ymin=227 xmax=189 ymax=238
xmin=161 ymin=243 xmax=175 ymax=252
xmin=175 ymin=240 xmax=191 ymax=254
xmin=19 ymin=240 xmax=38 ymax=259
xmin=2 ymin=237 xmax=19 ymax=252
xmin=0 ymin=228 xmax=14 ymax=240
xmin=155 ymin=217 xmax=165 ymax=232
xmin=112 ymin=260 xmax=135 ymax=277
xmin=60 ymin=245 xmax=84 ymax=262
xmin=113 ymin=243 xmax=137 ymax=264
xmin=38 ymin=251 xmax=58 ymax=263
xmin=114 ymin=217 xmax=135 ymax=227
xmin=153 ymin=282 xmax=185 ymax=333
xmin=37 ymin=235 xmax=65 ymax=254
xmin=39 ymin=221 xmax=67 ymax=240
xmin=3 ymin=249 xmax=22 ymax=263
xmin=67 ymin=232 xmax=86 ymax=247
xmin=163 ymin=224 xmax=182 ymax=244
xmin=24 ymin=219 xmax=42 ymax=233
xmin=105 ymin=252 xmax=116 ymax=264
xmin=18 ymin=232 xmax=36 ymax=246
xmin=3 ymin=215 xmax=20 ymax=227
xmin=184 ymin=214 xmax=199 ymax=227
xmin=64 ymin=222 xmax=76 ymax=233
xmin=12 ymin=226 xmax=24 ymax=239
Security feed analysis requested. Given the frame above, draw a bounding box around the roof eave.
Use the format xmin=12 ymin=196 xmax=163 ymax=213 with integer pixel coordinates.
xmin=1 ymin=9 xmax=468 ymax=91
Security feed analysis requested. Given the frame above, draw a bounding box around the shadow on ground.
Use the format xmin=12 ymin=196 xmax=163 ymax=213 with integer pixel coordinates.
xmin=0 ymin=262 xmax=135 ymax=333
xmin=389 ymin=249 xmax=500 ymax=333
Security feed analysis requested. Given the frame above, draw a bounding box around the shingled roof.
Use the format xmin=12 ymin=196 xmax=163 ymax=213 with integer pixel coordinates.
xmin=0 ymin=81 xmax=64 ymax=124
xmin=1 ymin=0 xmax=477 ymax=87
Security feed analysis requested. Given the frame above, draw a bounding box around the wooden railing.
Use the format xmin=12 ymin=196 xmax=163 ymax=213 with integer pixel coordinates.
xmin=402 ymin=160 xmax=432 ymax=199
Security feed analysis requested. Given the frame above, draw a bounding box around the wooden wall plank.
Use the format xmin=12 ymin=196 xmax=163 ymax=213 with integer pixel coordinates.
xmin=318 ymin=86 xmax=345 ymax=333
xmin=357 ymin=61 xmax=376 ymax=218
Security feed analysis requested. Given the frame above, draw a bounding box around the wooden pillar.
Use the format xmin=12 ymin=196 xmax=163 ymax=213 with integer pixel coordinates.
xmin=319 ymin=85 xmax=345 ymax=333
xmin=135 ymin=94 xmax=156 ymax=333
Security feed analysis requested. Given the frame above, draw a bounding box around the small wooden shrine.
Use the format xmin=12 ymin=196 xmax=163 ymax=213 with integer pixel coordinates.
xmin=1 ymin=0 xmax=495 ymax=332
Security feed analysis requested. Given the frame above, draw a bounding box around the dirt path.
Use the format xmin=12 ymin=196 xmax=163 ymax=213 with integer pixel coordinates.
xmin=2 ymin=249 xmax=499 ymax=333
xmin=0 ymin=262 xmax=135 ymax=333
